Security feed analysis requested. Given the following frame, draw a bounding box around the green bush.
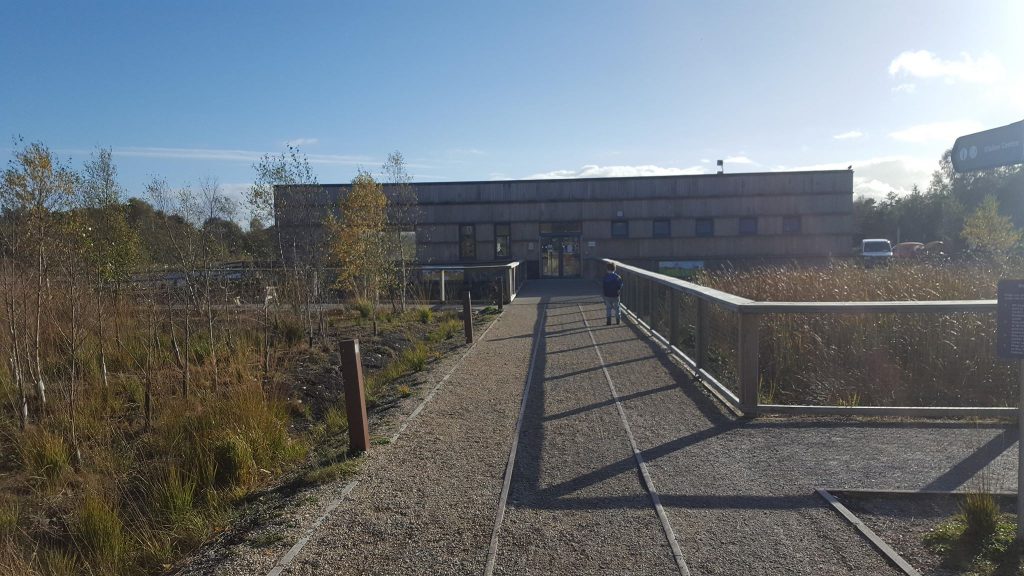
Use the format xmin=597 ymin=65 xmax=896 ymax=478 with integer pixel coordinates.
xmin=74 ymin=493 xmax=126 ymax=573
xmin=324 ymin=407 xmax=347 ymax=435
xmin=213 ymin=435 xmax=255 ymax=489
xmin=20 ymin=429 xmax=71 ymax=484
xmin=38 ymin=547 xmax=78 ymax=576
xmin=960 ymin=492 xmax=1000 ymax=540
xmin=352 ymin=300 xmax=373 ymax=319
xmin=416 ymin=308 xmax=433 ymax=324
xmin=0 ymin=497 xmax=18 ymax=539
xmin=276 ymin=315 xmax=306 ymax=347
xmin=402 ymin=342 xmax=429 ymax=372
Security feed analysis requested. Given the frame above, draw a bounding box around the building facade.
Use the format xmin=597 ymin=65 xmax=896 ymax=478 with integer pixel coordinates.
xmin=275 ymin=170 xmax=854 ymax=278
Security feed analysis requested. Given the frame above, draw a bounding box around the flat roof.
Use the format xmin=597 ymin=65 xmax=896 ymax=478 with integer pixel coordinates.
xmin=282 ymin=168 xmax=853 ymax=189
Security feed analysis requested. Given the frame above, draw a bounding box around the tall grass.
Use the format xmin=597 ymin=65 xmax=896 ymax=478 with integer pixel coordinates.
xmin=0 ymin=285 xmax=309 ymax=575
xmin=689 ymin=259 xmax=1019 ymax=407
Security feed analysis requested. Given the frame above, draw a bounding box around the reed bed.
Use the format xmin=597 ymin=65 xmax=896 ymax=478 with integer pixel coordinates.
xmin=690 ymin=260 xmax=1019 ymax=407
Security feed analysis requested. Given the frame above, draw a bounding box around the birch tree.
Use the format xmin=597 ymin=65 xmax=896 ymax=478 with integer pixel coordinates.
xmin=327 ymin=170 xmax=394 ymax=321
xmin=381 ymin=151 xmax=419 ymax=311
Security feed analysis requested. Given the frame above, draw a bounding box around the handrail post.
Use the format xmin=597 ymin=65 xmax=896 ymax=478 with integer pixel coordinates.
xmin=647 ymin=278 xmax=655 ymax=327
xmin=737 ymin=309 xmax=760 ymax=416
xmin=669 ymin=291 xmax=680 ymax=348
xmin=440 ymin=270 xmax=446 ymax=303
xmin=498 ymin=273 xmax=505 ymax=311
xmin=696 ymin=299 xmax=708 ymax=371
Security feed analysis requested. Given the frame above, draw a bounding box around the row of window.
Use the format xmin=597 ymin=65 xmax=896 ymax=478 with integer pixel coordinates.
xmin=460 ymin=223 xmax=512 ymax=260
xmin=611 ymin=216 xmax=802 ymax=238
xmin=458 ymin=217 xmax=803 ymax=259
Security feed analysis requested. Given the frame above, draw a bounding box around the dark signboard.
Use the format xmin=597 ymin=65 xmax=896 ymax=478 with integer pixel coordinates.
xmin=952 ymin=120 xmax=1024 ymax=173
xmin=997 ymin=279 xmax=1024 ymax=358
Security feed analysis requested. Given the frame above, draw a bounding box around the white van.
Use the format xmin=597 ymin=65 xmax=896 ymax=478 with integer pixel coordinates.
xmin=861 ymin=238 xmax=893 ymax=265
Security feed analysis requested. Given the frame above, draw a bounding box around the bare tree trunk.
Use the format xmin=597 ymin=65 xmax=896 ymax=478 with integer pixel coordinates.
xmin=205 ymin=266 xmax=219 ymax=388
xmin=68 ymin=264 xmax=83 ymax=469
xmin=97 ymin=279 xmax=109 ymax=389
xmin=34 ymin=245 xmax=46 ymax=412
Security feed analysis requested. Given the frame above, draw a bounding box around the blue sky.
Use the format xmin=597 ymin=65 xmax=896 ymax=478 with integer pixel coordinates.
xmin=2 ymin=0 xmax=1022 ymax=216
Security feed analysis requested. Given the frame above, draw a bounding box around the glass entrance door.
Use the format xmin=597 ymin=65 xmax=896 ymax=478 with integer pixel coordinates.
xmin=540 ymin=236 xmax=581 ymax=278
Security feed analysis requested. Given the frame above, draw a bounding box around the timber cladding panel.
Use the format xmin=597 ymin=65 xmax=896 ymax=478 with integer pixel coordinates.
xmin=275 ymin=170 xmax=854 ymax=271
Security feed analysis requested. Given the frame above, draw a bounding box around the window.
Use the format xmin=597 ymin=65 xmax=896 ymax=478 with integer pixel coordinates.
xmin=739 ymin=217 xmax=758 ymax=236
xmin=459 ymin=224 xmax=476 ymax=260
xmin=782 ymin=216 xmax=801 ymax=234
xmin=495 ymin=223 xmax=510 ymax=258
xmin=695 ymin=218 xmax=714 ymax=237
xmin=611 ymin=220 xmax=629 ymax=238
xmin=652 ymin=219 xmax=671 ymax=238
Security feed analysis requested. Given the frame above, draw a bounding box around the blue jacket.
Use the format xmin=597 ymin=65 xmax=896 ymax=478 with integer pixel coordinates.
xmin=602 ymin=272 xmax=623 ymax=298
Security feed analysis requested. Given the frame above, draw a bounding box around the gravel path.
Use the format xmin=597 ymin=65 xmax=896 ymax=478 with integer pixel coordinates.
xmin=493 ymin=297 xmax=679 ymax=575
xmin=277 ymin=289 xmax=546 ymax=576
xmin=183 ymin=280 xmax=1019 ymax=576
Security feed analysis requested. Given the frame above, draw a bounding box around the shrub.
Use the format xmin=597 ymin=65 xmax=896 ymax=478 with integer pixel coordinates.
xmin=960 ymin=492 xmax=1000 ymax=541
xmin=276 ymin=315 xmax=306 ymax=347
xmin=38 ymin=547 xmax=79 ymax=576
xmin=213 ymin=435 xmax=255 ymax=489
xmin=402 ymin=342 xmax=429 ymax=372
xmin=74 ymin=493 xmax=126 ymax=573
xmin=416 ymin=308 xmax=433 ymax=324
xmin=0 ymin=497 xmax=18 ymax=540
xmin=431 ymin=319 xmax=462 ymax=342
xmin=152 ymin=466 xmax=198 ymax=525
xmin=20 ymin=429 xmax=71 ymax=484
xmin=324 ymin=407 xmax=347 ymax=435
xmin=352 ymin=300 xmax=373 ymax=319
xmin=397 ymin=384 xmax=412 ymax=398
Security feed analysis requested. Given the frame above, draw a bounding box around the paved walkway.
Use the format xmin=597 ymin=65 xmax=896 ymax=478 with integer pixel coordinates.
xmin=275 ymin=280 xmax=1018 ymax=576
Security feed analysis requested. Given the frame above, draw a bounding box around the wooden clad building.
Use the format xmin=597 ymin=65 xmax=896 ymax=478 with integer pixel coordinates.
xmin=274 ymin=170 xmax=854 ymax=278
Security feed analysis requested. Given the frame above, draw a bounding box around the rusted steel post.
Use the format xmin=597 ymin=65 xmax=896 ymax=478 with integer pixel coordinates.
xmin=737 ymin=311 xmax=761 ymax=416
xmin=339 ymin=339 xmax=370 ymax=453
xmin=463 ymin=292 xmax=473 ymax=343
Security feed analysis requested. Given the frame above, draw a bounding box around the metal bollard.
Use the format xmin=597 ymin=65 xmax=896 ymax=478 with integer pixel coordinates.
xmin=339 ymin=339 xmax=370 ymax=453
xmin=463 ymin=292 xmax=473 ymax=344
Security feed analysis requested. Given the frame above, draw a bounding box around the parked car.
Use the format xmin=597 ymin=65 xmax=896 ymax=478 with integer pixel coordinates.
xmin=861 ymin=238 xmax=892 ymax=267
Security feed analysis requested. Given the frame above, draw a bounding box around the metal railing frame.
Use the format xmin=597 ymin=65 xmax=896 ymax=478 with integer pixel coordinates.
xmin=417 ymin=261 xmax=526 ymax=305
xmin=603 ymin=258 xmax=1013 ymax=419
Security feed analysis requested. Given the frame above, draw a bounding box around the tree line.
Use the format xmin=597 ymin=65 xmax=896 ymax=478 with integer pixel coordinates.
xmin=855 ymin=149 xmax=1024 ymax=258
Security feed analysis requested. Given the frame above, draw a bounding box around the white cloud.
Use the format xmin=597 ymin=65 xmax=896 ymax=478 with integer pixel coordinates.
xmin=723 ymin=155 xmax=756 ymax=165
xmin=780 ymin=156 xmax=937 ymax=201
xmin=888 ymin=50 xmax=1005 ymax=84
xmin=888 ymin=120 xmax=983 ymax=144
xmin=111 ymin=146 xmax=375 ymax=166
xmin=833 ymin=130 xmax=863 ymax=140
xmin=892 ymin=83 xmax=917 ymax=94
xmin=284 ymin=138 xmax=319 ymax=147
xmin=526 ymin=164 xmax=705 ymax=179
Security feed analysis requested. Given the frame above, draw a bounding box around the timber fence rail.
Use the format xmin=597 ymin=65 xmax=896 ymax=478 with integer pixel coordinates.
xmin=604 ymin=258 xmax=1015 ymax=418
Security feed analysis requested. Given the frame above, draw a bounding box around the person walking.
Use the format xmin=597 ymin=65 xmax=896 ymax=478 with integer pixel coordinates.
xmin=602 ymin=262 xmax=623 ymax=325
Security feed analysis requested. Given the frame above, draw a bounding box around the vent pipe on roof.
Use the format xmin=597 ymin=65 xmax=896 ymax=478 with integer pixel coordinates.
xmin=716 ymin=159 xmax=724 ymax=175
